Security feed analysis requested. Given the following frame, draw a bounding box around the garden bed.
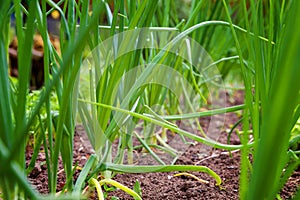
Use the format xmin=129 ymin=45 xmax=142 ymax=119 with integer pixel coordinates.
xmin=26 ymin=91 xmax=300 ymax=199
xmin=2 ymin=1 xmax=300 ymax=199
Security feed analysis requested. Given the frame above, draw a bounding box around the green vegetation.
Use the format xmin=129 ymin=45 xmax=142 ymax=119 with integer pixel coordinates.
xmin=0 ymin=0 xmax=300 ymax=199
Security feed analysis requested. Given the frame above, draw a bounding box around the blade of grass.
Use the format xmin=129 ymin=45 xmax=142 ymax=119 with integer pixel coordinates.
xmin=99 ymin=179 xmax=142 ymax=200
xmin=73 ymin=154 xmax=97 ymax=193
xmin=13 ymin=0 xmax=37 ymax=168
xmin=92 ymin=163 xmax=222 ymax=186
xmin=0 ymin=0 xmax=13 ymax=149
xmin=156 ymin=104 xmax=245 ymax=120
xmin=133 ymin=131 xmax=166 ymax=165
xmin=78 ymin=98 xmax=252 ymax=150
xmin=222 ymin=1 xmax=253 ymax=198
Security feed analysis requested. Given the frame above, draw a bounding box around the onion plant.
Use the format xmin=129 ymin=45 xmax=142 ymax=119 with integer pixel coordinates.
xmin=1 ymin=0 xmax=300 ymax=199
xmin=75 ymin=1 xmax=241 ymax=198
xmin=0 ymin=0 xmax=105 ymax=198
xmin=221 ymin=0 xmax=300 ymax=199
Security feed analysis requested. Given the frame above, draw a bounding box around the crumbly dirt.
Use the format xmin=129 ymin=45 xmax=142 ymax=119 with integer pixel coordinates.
xmin=26 ymin=90 xmax=300 ymax=199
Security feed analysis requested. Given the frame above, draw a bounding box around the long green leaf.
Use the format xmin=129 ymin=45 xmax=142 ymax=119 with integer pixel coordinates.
xmin=247 ymin=1 xmax=300 ymax=198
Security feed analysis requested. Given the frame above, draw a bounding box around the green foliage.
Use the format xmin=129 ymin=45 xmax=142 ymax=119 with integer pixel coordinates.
xmin=220 ymin=0 xmax=300 ymax=199
xmin=133 ymin=180 xmax=142 ymax=198
xmin=1 ymin=0 xmax=300 ymax=199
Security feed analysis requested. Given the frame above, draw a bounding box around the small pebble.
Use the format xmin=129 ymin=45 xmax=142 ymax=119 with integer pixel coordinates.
xmin=78 ymin=147 xmax=84 ymax=152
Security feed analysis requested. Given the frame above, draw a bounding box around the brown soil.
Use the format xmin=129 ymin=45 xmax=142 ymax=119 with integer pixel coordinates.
xmin=26 ymin=91 xmax=300 ymax=199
